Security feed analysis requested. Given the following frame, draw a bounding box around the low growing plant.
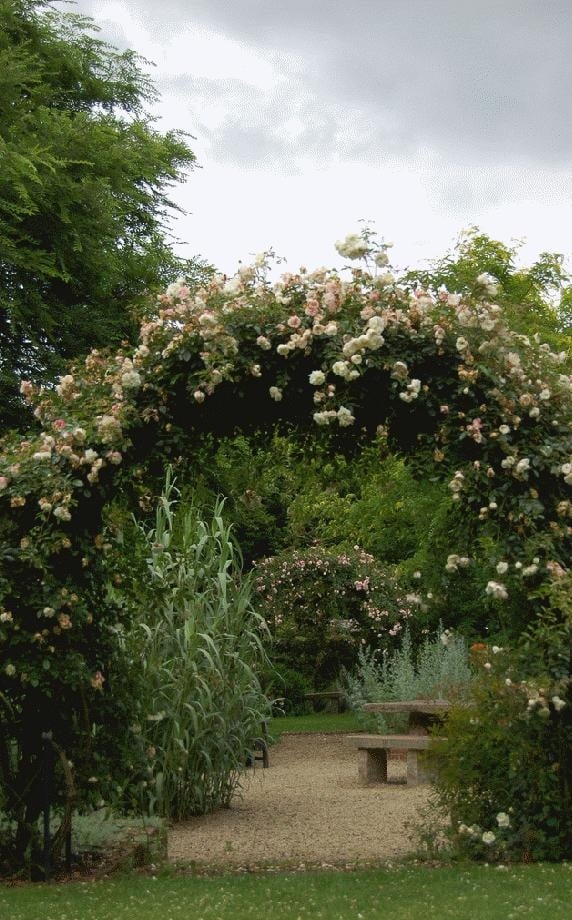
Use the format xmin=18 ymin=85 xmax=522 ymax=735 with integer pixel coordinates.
xmin=345 ymin=626 xmax=474 ymax=732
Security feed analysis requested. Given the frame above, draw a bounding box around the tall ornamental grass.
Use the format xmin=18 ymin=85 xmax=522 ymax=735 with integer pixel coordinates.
xmin=130 ymin=471 xmax=271 ymax=821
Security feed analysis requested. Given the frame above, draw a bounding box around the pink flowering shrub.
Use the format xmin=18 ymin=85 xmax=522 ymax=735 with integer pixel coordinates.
xmin=253 ymin=545 xmax=412 ymax=687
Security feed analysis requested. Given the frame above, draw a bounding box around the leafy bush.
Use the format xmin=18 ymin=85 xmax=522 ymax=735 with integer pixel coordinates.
xmin=433 ymin=649 xmax=572 ymax=861
xmin=123 ymin=473 xmax=271 ymax=820
xmin=345 ymin=627 xmax=474 ymax=732
xmin=264 ymin=665 xmax=312 ymax=716
xmin=253 ymin=545 xmax=412 ymax=688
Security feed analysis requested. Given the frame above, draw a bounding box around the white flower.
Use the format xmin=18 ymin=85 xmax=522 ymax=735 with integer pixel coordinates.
xmin=193 ymin=390 xmax=205 ymax=403
xmin=256 ymin=335 xmax=272 ymax=350
xmin=309 ymin=370 xmax=326 ymax=386
xmin=522 ymin=564 xmax=538 ymax=577
xmin=223 ymin=277 xmax=242 ymax=295
xmin=486 ymin=580 xmax=508 ymax=600
xmin=476 ymin=273 xmax=499 ymax=296
xmin=456 ymin=337 xmax=469 ymax=352
xmin=276 ymin=344 xmax=291 ymax=356
xmin=337 ymin=406 xmax=355 ymax=427
xmin=53 ymin=506 xmax=71 ymax=522
xmin=335 ymin=233 xmax=369 ymax=260
xmin=5 ymin=664 xmax=16 ymax=677
xmin=121 ymin=370 xmax=141 ymax=389
xmin=552 ymin=696 xmax=566 ymax=711
xmin=515 ymin=458 xmax=530 ymax=475
xmin=269 ymin=386 xmax=283 ymax=402
xmin=332 ymin=360 xmax=349 ymax=378
xmin=482 ymin=831 xmax=496 ymax=845
xmin=496 ymin=561 xmax=508 ymax=574
xmin=499 ymin=425 xmax=511 ymax=435
xmin=33 ymin=451 xmax=52 ymax=461
xmin=496 ymin=813 xmax=510 ymax=829
xmin=391 ymin=361 xmax=408 ymax=380
xmin=313 ymin=410 xmax=336 ymax=426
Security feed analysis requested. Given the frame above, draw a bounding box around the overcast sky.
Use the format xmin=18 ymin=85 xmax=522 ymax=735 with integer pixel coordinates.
xmin=72 ymin=0 xmax=572 ymax=276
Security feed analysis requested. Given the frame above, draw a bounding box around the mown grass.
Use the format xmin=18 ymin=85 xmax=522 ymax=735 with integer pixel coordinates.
xmin=2 ymin=863 xmax=572 ymax=920
xmin=269 ymin=710 xmax=363 ymax=739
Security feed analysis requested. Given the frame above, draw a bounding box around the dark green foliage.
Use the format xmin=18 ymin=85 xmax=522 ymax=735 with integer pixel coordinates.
xmin=405 ymin=229 xmax=571 ymax=355
xmin=0 ymin=0 xmax=198 ymax=429
xmin=434 ymin=651 xmax=572 ymax=861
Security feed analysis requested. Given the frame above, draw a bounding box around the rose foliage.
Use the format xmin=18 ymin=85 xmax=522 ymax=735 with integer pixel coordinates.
xmin=0 ymin=230 xmax=571 ymax=861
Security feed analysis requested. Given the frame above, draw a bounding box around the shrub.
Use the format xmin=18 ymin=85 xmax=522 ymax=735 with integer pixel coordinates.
xmin=345 ymin=626 xmax=474 ymax=732
xmin=253 ymin=545 xmax=412 ymax=688
xmin=265 ymin=665 xmax=312 ymax=716
xmin=433 ymin=649 xmax=572 ymax=861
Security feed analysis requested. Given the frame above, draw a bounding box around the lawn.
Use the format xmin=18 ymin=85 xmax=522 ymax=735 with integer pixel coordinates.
xmin=2 ymin=864 xmax=571 ymax=920
xmin=269 ymin=710 xmax=364 ymax=738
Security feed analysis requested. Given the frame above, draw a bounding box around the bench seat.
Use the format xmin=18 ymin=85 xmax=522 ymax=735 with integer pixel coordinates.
xmin=346 ymin=733 xmax=443 ymax=785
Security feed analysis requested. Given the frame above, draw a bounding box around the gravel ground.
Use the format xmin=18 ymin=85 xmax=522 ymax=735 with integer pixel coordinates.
xmin=168 ymin=733 xmax=432 ymax=869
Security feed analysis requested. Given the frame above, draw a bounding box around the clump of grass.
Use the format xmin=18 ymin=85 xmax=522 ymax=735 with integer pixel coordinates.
xmin=129 ymin=470 xmax=272 ymax=820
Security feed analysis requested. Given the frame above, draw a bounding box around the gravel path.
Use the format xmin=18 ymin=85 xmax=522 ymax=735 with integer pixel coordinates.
xmin=168 ymin=733 xmax=431 ymax=869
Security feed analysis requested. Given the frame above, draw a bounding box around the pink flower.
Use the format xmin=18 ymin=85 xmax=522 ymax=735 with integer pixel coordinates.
xmin=53 ymin=419 xmax=66 ymax=431
xmin=287 ymin=315 xmax=301 ymax=329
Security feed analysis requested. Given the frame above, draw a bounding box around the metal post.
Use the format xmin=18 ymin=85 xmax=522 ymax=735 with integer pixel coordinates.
xmin=41 ymin=731 xmax=53 ymax=881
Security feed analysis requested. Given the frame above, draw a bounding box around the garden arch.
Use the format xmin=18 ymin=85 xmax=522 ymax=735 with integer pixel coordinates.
xmin=1 ymin=234 xmax=571 ymax=855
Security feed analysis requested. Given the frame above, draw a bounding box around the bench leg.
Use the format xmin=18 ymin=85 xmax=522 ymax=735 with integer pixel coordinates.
xmin=406 ymin=750 xmax=436 ymax=785
xmin=358 ymin=748 xmax=388 ymax=783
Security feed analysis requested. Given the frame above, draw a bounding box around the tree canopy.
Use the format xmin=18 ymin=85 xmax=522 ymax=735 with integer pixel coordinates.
xmin=0 ymin=0 xmax=197 ymax=429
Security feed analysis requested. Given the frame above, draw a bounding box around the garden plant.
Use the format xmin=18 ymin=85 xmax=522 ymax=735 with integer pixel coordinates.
xmin=0 ymin=223 xmax=571 ymax=869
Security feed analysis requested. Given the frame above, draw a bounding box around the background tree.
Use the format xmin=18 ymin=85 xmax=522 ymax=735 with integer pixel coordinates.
xmin=405 ymin=228 xmax=572 ymax=355
xmin=0 ymin=0 xmax=199 ymax=430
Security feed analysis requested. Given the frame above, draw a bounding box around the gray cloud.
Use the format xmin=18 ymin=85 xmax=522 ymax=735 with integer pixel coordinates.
xmin=75 ymin=0 xmax=572 ymax=169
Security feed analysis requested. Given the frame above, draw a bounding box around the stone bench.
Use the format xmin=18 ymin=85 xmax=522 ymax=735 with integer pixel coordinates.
xmin=304 ymin=690 xmax=346 ymax=713
xmin=346 ymin=733 xmax=443 ymax=785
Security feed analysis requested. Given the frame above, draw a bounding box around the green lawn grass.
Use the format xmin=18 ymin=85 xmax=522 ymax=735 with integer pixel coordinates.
xmin=2 ymin=864 xmax=571 ymax=920
xmin=269 ymin=710 xmax=364 ymax=738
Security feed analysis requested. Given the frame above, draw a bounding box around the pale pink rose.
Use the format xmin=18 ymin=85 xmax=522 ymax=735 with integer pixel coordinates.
xmin=287 ymin=315 xmax=301 ymax=329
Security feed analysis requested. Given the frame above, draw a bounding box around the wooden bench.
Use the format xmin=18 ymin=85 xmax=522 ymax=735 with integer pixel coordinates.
xmin=304 ymin=690 xmax=346 ymax=713
xmin=347 ymin=733 xmax=443 ymax=785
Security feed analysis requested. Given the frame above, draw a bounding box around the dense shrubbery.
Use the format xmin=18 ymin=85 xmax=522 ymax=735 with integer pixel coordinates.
xmin=434 ymin=654 xmax=571 ymax=860
xmin=253 ymin=545 xmax=412 ymax=688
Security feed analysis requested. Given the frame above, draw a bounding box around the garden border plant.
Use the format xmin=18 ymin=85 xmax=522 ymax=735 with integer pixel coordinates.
xmin=0 ymin=228 xmax=571 ymax=866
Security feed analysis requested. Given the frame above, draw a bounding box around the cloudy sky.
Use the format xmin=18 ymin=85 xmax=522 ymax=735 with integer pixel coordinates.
xmin=73 ymin=0 xmax=572 ymax=276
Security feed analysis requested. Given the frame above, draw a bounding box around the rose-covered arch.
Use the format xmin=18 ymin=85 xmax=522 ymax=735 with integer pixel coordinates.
xmin=1 ymin=232 xmax=571 ymax=856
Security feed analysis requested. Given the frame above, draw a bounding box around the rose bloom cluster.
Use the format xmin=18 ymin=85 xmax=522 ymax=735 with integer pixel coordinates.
xmin=1 ymin=231 xmax=571 ymax=687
